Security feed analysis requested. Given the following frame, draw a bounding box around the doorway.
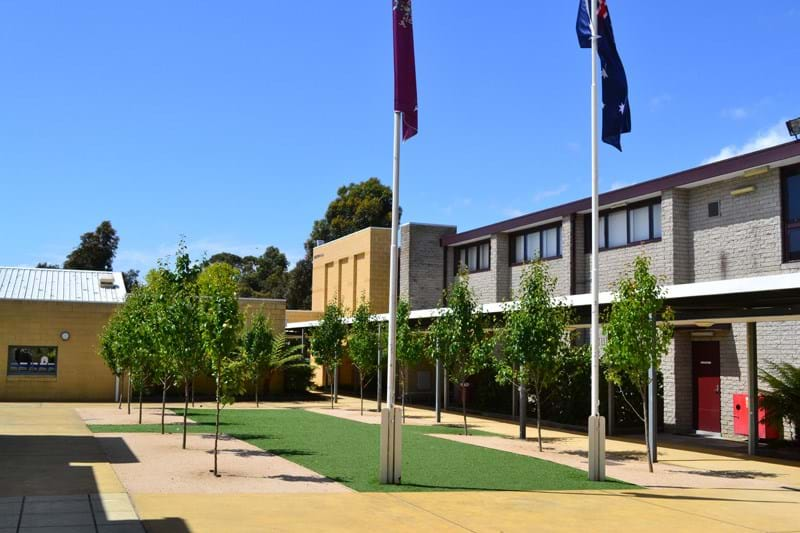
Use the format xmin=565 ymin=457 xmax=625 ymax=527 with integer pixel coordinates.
xmin=692 ymin=341 xmax=721 ymax=433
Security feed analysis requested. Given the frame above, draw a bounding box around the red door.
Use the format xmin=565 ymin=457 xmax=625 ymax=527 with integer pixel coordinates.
xmin=692 ymin=342 xmax=721 ymax=433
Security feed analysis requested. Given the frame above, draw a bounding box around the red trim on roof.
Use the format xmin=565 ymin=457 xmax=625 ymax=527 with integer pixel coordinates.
xmin=442 ymin=140 xmax=800 ymax=246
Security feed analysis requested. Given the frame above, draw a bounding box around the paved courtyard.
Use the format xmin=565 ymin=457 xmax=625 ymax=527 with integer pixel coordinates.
xmin=0 ymin=400 xmax=798 ymax=532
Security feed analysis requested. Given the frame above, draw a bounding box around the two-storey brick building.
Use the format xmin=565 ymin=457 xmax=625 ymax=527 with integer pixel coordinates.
xmin=400 ymin=140 xmax=800 ymax=440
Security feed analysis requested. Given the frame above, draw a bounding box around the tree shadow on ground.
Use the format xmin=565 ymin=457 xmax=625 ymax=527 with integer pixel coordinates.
xmin=679 ymin=469 xmax=779 ymax=479
xmin=268 ymin=474 xmax=344 ymax=484
xmin=561 ymin=449 xmax=647 ymax=464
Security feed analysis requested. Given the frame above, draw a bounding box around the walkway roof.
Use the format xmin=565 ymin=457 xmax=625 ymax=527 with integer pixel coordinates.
xmin=286 ymin=272 xmax=800 ymax=330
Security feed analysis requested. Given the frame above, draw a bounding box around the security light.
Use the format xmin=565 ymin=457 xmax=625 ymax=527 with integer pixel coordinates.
xmin=788 ymin=117 xmax=800 ymax=140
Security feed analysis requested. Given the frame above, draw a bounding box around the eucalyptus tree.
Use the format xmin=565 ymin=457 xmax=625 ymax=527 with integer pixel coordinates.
xmin=428 ymin=269 xmax=495 ymax=435
xmin=603 ymin=255 xmax=674 ymax=473
xmin=396 ymin=299 xmax=425 ymax=421
xmin=496 ymin=262 xmax=580 ymax=449
xmin=348 ymin=299 xmax=379 ymax=415
xmin=311 ymin=301 xmax=347 ymax=409
xmin=198 ymin=262 xmax=246 ymax=476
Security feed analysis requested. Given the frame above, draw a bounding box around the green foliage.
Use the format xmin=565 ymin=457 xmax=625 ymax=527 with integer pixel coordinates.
xmin=242 ymin=313 xmax=304 ymax=400
xmin=63 ymin=220 xmax=119 ymax=271
xmin=283 ymin=363 xmax=317 ymax=394
xmin=428 ymin=269 xmax=495 ymax=433
xmin=760 ymin=362 xmax=800 ymax=440
xmin=311 ymin=301 xmax=347 ymax=371
xmin=208 ymin=246 xmax=289 ymax=299
xmin=348 ymin=299 xmax=379 ymax=379
xmin=602 ymin=255 xmax=674 ymax=396
xmin=429 ymin=270 xmax=494 ymax=386
xmin=287 ymin=178 xmax=396 ymax=310
xmin=496 ymin=262 xmax=576 ymax=393
xmin=198 ymin=262 xmax=246 ymax=405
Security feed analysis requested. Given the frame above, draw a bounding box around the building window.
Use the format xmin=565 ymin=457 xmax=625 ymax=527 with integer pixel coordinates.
xmin=7 ymin=346 xmax=57 ymax=376
xmin=511 ymin=224 xmax=562 ymax=264
xmin=707 ymin=201 xmax=720 ymax=218
xmin=457 ymin=240 xmax=491 ymax=273
xmin=781 ymin=165 xmax=800 ymax=261
xmin=584 ymin=199 xmax=662 ymax=252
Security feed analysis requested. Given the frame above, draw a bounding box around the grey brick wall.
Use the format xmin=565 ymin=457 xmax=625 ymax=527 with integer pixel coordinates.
xmin=400 ymin=223 xmax=456 ymax=310
xmin=688 ymin=169 xmax=800 ymax=281
xmin=663 ymin=331 xmax=694 ymax=433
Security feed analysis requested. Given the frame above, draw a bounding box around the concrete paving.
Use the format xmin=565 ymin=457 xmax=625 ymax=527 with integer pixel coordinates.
xmin=4 ymin=400 xmax=800 ymax=532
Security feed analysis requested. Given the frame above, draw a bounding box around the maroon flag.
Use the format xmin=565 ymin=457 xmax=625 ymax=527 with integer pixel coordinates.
xmin=393 ymin=0 xmax=418 ymax=140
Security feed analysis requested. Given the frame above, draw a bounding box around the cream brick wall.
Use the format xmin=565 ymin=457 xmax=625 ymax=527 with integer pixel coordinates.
xmin=310 ymin=227 xmax=391 ymax=314
xmin=0 ymin=300 xmax=118 ymax=401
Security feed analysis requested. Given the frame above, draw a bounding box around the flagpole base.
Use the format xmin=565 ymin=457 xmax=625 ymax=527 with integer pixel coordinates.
xmin=379 ymin=407 xmax=402 ymax=484
xmin=588 ymin=415 xmax=606 ymax=481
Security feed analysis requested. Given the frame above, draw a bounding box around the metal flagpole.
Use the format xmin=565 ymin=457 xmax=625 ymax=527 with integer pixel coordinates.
xmin=587 ymin=0 xmax=606 ymax=481
xmin=380 ymin=111 xmax=403 ymax=484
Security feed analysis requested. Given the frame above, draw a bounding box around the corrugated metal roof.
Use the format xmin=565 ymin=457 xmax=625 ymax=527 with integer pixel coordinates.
xmin=0 ymin=267 xmax=127 ymax=304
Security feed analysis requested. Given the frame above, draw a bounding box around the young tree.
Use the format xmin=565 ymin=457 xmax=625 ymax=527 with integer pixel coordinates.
xmin=348 ymin=299 xmax=379 ymax=415
xmin=603 ymin=255 xmax=674 ymax=473
xmin=242 ymin=313 xmax=275 ymax=406
xmin=311 ymin=301 xmax=347 ymax=409
xmin=428 ymin=269 xmax=495 ymax=435
xmin=198 ymin=262 xmax=246 ymax=476
xmin=99 ymin=311 xmax=128 ymax=409
xmin=122 ymin=285 xmax=158 ymax=425
xmin=496 ymin=262 xmax=578 ymax=450
xmin=147 ymin=270 xmax=178 ymax=435
xmin=396 ymin=299 xmax=425 ymax=421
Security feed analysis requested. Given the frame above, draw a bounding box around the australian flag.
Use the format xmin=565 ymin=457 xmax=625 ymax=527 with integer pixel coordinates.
xmin=577 ymin=0 xmax=631 ymax=151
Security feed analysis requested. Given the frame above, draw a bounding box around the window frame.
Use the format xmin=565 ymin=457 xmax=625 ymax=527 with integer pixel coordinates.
xmin=454 ymin=239 xmax=492 ymax=274
xmin=509 ymin=222 xmax=563 ymax=266
xmin=781 ymin=164 xmax=800 ymax=262
xmin=584 ymin=198 xmax=663 ymax=253
xmin=7 ymin=346 xmax=58 ymax=377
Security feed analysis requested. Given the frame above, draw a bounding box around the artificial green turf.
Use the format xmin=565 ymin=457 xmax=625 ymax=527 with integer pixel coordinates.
xmin=90 ymin=408 xmax=635 ymax=492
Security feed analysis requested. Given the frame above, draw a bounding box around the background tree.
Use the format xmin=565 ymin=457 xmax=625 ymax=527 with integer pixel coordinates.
xmin=122 ymin=269 xmax=140 ymax=291
xmin=310 ymin=301 xmax=347 ymax=409
xmin=428 ymin=269 xmax=495 ymax=434
xmin=35 ymin=262 xmax=60 ymax=269
xmin=760 ymin=362 xmax=800 ymax=441
xmin=63 ymin=220 xmax=120 ymax=271
xmin=198 ymin=262 xmax=246 ymax=476
xmin=396 ymin=299 xmax=425 ymax=421
xmin=286 ymin=178 xmax=396 ymax=309
xmin=603 ymin=255 xmax=674 ymax=473
xmin=208 ymin=246 xmax=289 ymax=298
xmin=496 ymin=262 xmax=579 ymax=449
xmin=348 ymin=299 xmax=379 ymax=415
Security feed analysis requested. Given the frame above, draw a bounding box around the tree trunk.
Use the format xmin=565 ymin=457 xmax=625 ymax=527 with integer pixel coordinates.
xmin=118 ymin=375 xmax=123 ymax=409
xmin=254 ymin=377 xmax=259 ymax=408
xmin=402 ymin=379 xmax=406 ymax=423
xmin=519 ymin=384 xmax=527 ymax=440
xmin=328 ymin=368 xmax=334 ymax=409
xmin=191 ymin=376 xmax=195 ymax=407
xmin=461 ymin=383 xmax=468 ymax=435
xmin=127 ymin=372 xmax=131 ymax=415
xmin=138 ymin=387 xmax=143 ymax=425
xmin=536 ymin=390 xmax=543 ymax=453
xmin=182 ymin=380 xmax=189 ymax=450
xmin=643 ymin=397 xmax=653 ymax=473
xmin=359 ymin=371 xmax=364 ymax=416
xmin=214 ymin=372 xmax=221 ymax=477
xmin=161 ymin=382 xmax=167 ymax=435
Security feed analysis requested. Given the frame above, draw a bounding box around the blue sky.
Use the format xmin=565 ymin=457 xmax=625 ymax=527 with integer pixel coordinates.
xmin=1 ymin=1 xmax=798 ymax=273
